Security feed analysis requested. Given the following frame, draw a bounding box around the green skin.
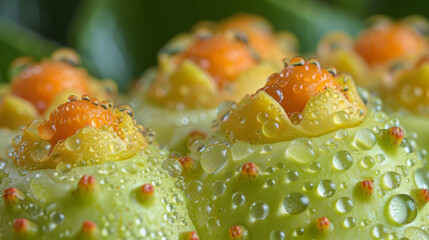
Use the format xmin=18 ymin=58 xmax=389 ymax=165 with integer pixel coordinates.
xmin=0 ymin=145 xmax=195 ymax=240
xmin=184 ymin=100 xmax=429 ymax=239
xmin=396 ymin=114 xmax=429 ymax=161
xmin=131 ymin=94 xmax=216 ymax=155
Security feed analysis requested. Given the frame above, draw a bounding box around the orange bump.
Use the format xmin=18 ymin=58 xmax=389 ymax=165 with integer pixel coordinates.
xmin=355 ymin=23 xmax=425 ymax=66
xmin=229 ymin=225 xmax=245 ymax=239
xmin=81 ymin=221 xmax=98 ymax=236
xmin=38 ymin=95 xmax=117 ymax=146
xmin=182 ymin=35 xmax=257 ymax=88
xmin=360 ymin=180 xmax=374 ymax=196
xmin=241 ymin=163 xmax=258 ymax=178
xmin=388 ymin=127 xmax=404 ymax=145
xmin=139 ymin=183 xmax=155 ymax=200
xmin=316 ymin=217 xmax=330 ymax=231
xmin=178 ymin=156 xmax=194 ymax=173
xmin=3 ymin=187 xmax=24 ymax=204
xmin=78 ymin=176 xmax=97 ymax=192
xmin=262 ymin=57 xmax=341 ymax=117
xmin=10 ymin=61 xmax=91 ymax=114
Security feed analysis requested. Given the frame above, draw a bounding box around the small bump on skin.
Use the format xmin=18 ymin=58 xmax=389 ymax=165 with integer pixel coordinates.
xmin=229 ymin=225 xmax=245 ymax=239
xmin=13 ymin=218 xmax=38 ymax=235
xmin=180 ymin=231 xmax=200 ymax=240
xmin=316 ymin=217 xmax=330 ymax=232
xmin=178 ymin=156 xmax=194 ymax=173
xmin=416 ymin=189 xmax=429 ymax=207
xmin=81 ymin=221 xmax=98 ymax=237
xmin=3 ymin=188 xmax=24 ymax=204
xmin=241 ymin=163 xmax=258 ymax=177
xmin=78 ymin=175 xmax=97 ymax=192
xmin=360 ymin=180 xmax=374 ymax=196
xmin=388 ymin=127 xmax=404 ymax=145
xmin=137 ymin=183 xmax=155 ymax=204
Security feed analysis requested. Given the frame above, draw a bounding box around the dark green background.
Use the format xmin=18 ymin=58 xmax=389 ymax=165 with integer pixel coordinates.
xmin=0 ymin=0 xmax=426 ymax=90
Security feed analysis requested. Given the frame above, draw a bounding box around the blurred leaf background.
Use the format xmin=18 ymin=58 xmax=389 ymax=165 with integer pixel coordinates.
xmin=0 ymin=0 xmax=427 ymax=91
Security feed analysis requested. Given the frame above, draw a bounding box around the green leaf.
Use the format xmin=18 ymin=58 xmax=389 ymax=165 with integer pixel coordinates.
xmin=0 ymin=18 xmax=59 ymax=83
xmin=71 ymin=0 xmax=363 ymax=91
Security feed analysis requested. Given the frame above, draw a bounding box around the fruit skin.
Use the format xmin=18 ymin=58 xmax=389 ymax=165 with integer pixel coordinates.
xmin=0 ymin=48 xmax=118 ymax=130
xmin=184 ymin=94 xmax=429 ymax=239
xmin=0 ymin=144 xmax=195 ymax=239
xmin=317 ymin=16 xmax=427 ymax=90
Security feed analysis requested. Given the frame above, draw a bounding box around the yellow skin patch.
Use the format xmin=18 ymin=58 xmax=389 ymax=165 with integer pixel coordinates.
xmin=148 ymin=14 xmax=296 ymax=110
xmin=221 ymin=58 xmax=366 ymax=144
xmin=386 ymin=62 xmax=429 ymax=114
xmin=10 ymin=97 xmax=146 ymax=170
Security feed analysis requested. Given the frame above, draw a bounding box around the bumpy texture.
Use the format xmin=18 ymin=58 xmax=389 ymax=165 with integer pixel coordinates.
xmin=0 ymin=96 xmax=196 ymax=239
xmin=0 ymin=145 xmax=195 ymax=240
xmin=184 ymin=91 xmax=429 ymax=240
xmin=0 ymin=48 xmax=117 ymax=130
xmin=131 ymin=14 xmax=297 ymax=153
xmin=317 ymin=16 xmax=428 ymax=90
xmin=220 ymin=57 xmax=366 ymax=144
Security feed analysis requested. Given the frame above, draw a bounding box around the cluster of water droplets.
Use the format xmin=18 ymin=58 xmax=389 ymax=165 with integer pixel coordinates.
xmin=185 ymin=91 xmax=429 ymax=239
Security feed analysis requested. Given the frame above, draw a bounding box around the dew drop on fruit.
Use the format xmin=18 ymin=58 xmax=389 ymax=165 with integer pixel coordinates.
xmin=282 ymin=192 xmax=309 ymax=215
xmin=386 ymin=194 xmax=418 ymax=225
xmin=262 ymin=120 xmax=281 ymax=138
xmin=285 ymin=138 xmax=317 ymax=164
xmin=343 ymin=217 xmax=356 ymax=228
xmin=333 ymin=111 xmax=350 ymax=125
xmin=372 ymin=224 xmax=387 ymax=239
xmin=185 ymin=180 xmax=203 ymax=201
xmin=335 ymin=197 xmax=353 ymax=213
xmin=317 ymin=179 xmax=336 ymax=197
xmin=206 ymin=217 xmax=221 ymax=231
xmin=250 ymin=201 xmax=269 ymax=220
xmin=231 ymin=192 xmax=246 ymax=207
xmin=30 ymin=140 xmax=51 ymax=161
xmin=270 ymin=230 xmax=286 ymax=240
xmin=211 ymin=180 xmax=226 ymax=197
xmin=382 ymin=171 xmax=401 ymax=190
xmin=353 ymin=128 xmax=377 ymax=150
xmin=403 ymin=226 xmax=429 ymax=240
xmin=332 ymin=150 xmax=353 ymax=171
xmin=200 ymin=144 xmax=229 ymax=174
xmin=414 ymin=167 xmax=429 ymax=188
xmin=360 ymin=156 xmax=375 ymax=169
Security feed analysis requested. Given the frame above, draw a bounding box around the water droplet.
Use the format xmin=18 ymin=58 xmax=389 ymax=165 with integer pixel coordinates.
xmin=161 ymin=158 xmax=182 ymax=177
xmin=403 ymin=227 xmax=429 ymax=240
xmin=232 ymin=192 xmax=246 ymax=207
xmin=335 ymin=197 xmax=353 ymax=213
xmin=372 ymin=224 xmax=387 ymax=239
xmin=353 ymin=129 xmax=377 ymax=150
xmin=206 ymin=217 xmax=221 ymax=231
xmin=286 ymin=170 xmax=300 ymax=182
xmin=262 ymin=120 xmax=281 ymax=138
xmin=360 ymin=156 xmax=375 ymax=169
xmin=285 ymin=138 xmax=317 ymax=164
xmin=250 ymin=201 xmax=269 ymax=220
xmin=343 ymin=217 xmax=356 ymax=228
xmin=200 ymin=144 xmax=229 ymax=174
xmin=270 ymin=231 xmax=286 ymax=240
xmin=306 ymin=162 xmax=321 ymax=173
xmin=386 ymin=194 xmax=418 ymax=225
xmin=290 ymin=112 xmax=303 ymax=125
xmin=211 ymin=180 xmax=226 ymax=197
xmin=382 ymin=172 xmax=401 ymax=190
xmin=332 ymin=150 xmax=353 ymax=171
xmin=317 ymin=180 xmax=336 ymax=197
xmin=186 ymin=181 xmax=203 ymax=201
xmin=414 ymin=167 xmax=429 ymax=188
xmin=333 ymin=111 xmax=350 ymax=125
xmin=30 ymin=140 xmax=51 ymax=161
xmin=283 ymin=192 xmax=309 ymax=215
xmin=335 ymin=129 xmax=348 ymax=140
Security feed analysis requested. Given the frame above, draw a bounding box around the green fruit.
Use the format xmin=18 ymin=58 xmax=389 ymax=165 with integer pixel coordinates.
xmin=183 ymin=94 xmax=429 ymax=239
xmin=0 ymin=144 xmax=195 ymax=239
